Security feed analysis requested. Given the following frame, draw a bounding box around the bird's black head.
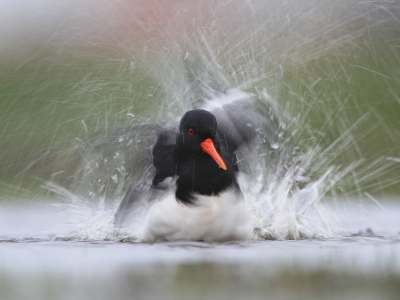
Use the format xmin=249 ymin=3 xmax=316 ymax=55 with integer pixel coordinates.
xmin=179 ymin=109 xmax=217 ymax=140
xmin=176 ymin=109 xmax=226 ymax=170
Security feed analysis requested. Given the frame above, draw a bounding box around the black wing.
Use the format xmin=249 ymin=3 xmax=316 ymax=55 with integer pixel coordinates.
xmin=114 ymin=128 xmax=177 ymax=227
xmin=204 ymin=95 xmax=282 ymax=153
xmin=151 ymin=129 xmax=177 ymax=189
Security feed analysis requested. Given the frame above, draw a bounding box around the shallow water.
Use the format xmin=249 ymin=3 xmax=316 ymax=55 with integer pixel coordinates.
xmin=1 ymin=201 xmax=400 ymax=299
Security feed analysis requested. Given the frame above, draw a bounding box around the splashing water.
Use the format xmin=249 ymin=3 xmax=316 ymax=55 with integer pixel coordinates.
xmin=1 ymin=0 xmax=400 ymax=243
xmin=43 ymin=86 xmax=390 ymax=242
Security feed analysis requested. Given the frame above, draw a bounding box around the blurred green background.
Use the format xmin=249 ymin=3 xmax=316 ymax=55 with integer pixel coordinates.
xmin=1 ymin=0 xmax=399 ymax=200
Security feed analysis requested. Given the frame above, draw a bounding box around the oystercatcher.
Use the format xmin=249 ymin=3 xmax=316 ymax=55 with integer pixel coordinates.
xmin=114 ymin=90 xmax=287 ymax=242
xmin=144 ymin=108 xmax=253 ymax=242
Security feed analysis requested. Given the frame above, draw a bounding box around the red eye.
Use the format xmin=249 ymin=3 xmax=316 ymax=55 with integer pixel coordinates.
xmin=188 ymin=128 xmax=194 ymax=135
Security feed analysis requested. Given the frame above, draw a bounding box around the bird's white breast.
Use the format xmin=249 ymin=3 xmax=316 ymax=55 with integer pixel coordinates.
xmin=144 ymin=189 xmax=253 ymax=242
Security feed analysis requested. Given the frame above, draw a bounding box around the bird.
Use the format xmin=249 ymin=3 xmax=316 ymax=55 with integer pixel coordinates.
xmin=144 ymin=108 xmax=253 ymax=242
xmin=114 ymin=89 xmax=290 ymax=242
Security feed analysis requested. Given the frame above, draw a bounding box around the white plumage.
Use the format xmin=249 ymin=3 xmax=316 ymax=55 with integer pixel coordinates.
xmin=144 ymin=189 xmax=253 ymax=242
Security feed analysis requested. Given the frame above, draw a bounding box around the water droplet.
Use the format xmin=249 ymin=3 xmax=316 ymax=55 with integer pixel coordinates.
xmin=271 ymin=142 xmax=280 ymax=149
xmin=111 ymin=174 xmax=118 ymax=184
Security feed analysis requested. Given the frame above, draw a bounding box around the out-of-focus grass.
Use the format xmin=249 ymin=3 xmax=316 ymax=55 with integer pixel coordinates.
xmin=1 ymin=262 xmax=399 ymax=300
xmin=1 ymin=0 xmax=400 ymax=200
xmin=0 ymin=50 xmax=166 ymax=197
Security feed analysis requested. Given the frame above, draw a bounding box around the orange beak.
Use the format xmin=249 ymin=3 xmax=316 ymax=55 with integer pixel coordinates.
xmin=200 ymin=138 xmax=227 ymax=171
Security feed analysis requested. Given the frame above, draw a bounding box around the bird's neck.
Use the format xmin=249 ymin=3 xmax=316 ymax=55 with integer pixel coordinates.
xmin=175 ymin=156 xmax=238 ymax=204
